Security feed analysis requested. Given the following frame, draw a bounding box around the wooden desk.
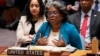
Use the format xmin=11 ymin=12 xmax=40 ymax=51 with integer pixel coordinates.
xmin=0 ymin=46 xmax=8 ymax=54
xmin=0 ymin=47 xmax=92 ymax=56
xmin=0 ymin=46 xmax=61 ymax=56
xmin=0 ymin=50 xmax=92 ymax=56
xmin=70 ymin=50 xmax=91 ymax=56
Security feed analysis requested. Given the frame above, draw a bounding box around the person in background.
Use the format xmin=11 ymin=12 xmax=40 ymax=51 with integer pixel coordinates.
xmin=42 ymin=0 xmax=53 ymax=7
xmin=68 ymin=0 xmax=100 ymax=50
xmin=92 ymin=0 xmax=100 ymax=12
xmin=62 ymin=0 xmax=80 ymax=15
xmin=15 ymin=0 xmax=46 ymax=47
xmin=31 ymin=1 xmax=82 ymax=56
xmin=5 ymin=0 xmax=28 ymax=31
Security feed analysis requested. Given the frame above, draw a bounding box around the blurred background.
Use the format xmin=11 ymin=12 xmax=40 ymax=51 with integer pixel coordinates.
xmin=0 ymin=0 xmax=28 ymax=46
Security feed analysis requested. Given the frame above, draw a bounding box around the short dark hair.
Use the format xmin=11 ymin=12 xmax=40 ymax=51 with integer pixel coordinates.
xmin=46 ymin=0 xmax=68 ymax=22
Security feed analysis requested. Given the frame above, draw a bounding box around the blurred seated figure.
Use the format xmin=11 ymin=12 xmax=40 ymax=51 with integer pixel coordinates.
xmin=92 ymin=0 xmax=100 ymax=11
xmin=42 ymin=0 xmax=53 ymax=7
xmin=31 ymin=1 xmax=82 ymax=56
xmin=2 ymin=7 xmax=20 ymax=25
xmin=68 ymin=0 xmax=100 ymax=50
xmin=62 ymin=0 xmax=80 ymax=15
xmin=0 ymin=0 xmax=20 ymax=29
xmin=5 ymin=4 xmax=28 ymax=31
xmin=5 ymin=17 xmax=19 ymax=31
xmin=1 ymin=0 xmax=28 ymax=29
xmin=15 ymin=0 xmax=46 ymax=47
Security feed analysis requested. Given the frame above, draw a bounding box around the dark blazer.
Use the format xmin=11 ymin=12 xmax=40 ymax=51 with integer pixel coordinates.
xmin=68 ymin=10 xmax=100 ymax=48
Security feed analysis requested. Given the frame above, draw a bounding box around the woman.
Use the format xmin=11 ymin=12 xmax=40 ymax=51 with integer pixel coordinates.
xmin=31 ymin=1 xmax=82 ymax=49
xmin=15 ymin=0 xmax=46 ymax=47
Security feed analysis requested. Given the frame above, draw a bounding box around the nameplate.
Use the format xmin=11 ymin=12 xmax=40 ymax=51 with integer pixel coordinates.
xmin=7 ymin=49 xmax=44 ymax=56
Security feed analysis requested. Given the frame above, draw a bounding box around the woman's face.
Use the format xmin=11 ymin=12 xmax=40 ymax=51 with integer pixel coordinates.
xmin=29 ymin=0 xmax=40 ymax=16
xmin=47 ymin=6 xmax=62 ymax=26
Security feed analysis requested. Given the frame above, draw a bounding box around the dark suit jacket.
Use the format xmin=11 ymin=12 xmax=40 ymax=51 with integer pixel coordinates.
xmin=68 ymin=10 xmax=100 ymax=48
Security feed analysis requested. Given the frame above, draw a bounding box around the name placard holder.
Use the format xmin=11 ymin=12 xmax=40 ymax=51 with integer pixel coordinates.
xmin=7 ymin=49 xmax=44 ymax=56
xmin=87 ymin=37 xmax=99 ymax=56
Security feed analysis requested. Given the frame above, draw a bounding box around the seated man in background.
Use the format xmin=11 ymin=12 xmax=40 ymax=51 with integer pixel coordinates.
xmin=68 ymin=0 xmax=100 ymax=50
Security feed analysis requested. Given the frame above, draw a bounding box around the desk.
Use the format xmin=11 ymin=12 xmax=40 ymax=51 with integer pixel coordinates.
xmin=1 ymin=51 xmax=62 ymax=56
xmin=70 ymin=50 xmax=91 ymax=56
xmin=0 ymin=47 xmax=92 ymax=56
xmin=0 ymin=46 xmax=8 ymax=54
xmin=0 ymin=46 xmax=61 ymax=56
xmin=0 ymin=50 xmax=91 ymax=56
